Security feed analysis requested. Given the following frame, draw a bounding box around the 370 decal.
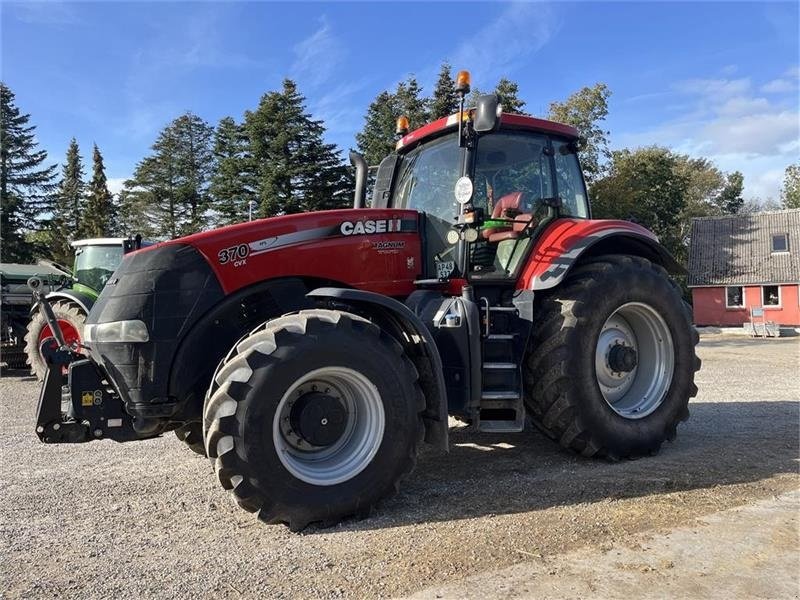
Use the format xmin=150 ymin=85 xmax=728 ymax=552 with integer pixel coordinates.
xmin=217 ymin=243 xmax=250 ymax=266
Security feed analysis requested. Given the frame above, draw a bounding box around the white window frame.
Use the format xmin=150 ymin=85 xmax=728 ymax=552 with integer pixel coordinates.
xmin=771 ymin=233 xmax=789 ymax=253
xmin=761 ymin=285 xmax=782 ymax=309
xmin=725 ymin=285 xmax=745 ymax=308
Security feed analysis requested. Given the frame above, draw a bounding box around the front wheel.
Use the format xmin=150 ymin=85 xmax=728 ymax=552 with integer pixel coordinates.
xmin=24 ymin=300 xmax=87 ymax=381
xmin=203 ymin=309 xmax=424 ymax=530
xmin=524 ymin=255 xmax=700 ymax=459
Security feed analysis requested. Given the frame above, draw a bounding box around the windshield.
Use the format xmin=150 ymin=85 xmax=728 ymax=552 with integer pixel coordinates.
xmin=74 ymin=245 xmax=123 ymax=291
xmin=394 ymin=134 xmax=462 ymax=277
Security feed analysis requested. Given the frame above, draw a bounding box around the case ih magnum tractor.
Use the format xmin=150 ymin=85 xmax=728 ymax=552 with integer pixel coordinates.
xmin=34 ymin=73 xmax=699 ymax=530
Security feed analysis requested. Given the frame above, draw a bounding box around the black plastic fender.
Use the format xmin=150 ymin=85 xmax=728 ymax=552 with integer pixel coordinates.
xmin=307 ymin=287 xmax=449 ymax=452
xmin=32 ymin=289 xmax=96 ymax=316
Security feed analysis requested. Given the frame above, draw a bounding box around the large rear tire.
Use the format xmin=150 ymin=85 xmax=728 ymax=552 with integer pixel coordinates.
xmin=524 ymin=255 xmax=700 ymax=459
xmin=203 ymin=309 xmax=424 ymax=530
xmin=24 ymin=300 xmax=86 ymax=381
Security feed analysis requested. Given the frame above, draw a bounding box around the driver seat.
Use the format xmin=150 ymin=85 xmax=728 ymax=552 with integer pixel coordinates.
xmin=481 ymin=192 xmax=535 ymax=243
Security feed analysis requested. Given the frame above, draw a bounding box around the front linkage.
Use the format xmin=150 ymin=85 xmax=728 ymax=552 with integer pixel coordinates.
xmin=29 ymin=277 xmax=139 ymax=444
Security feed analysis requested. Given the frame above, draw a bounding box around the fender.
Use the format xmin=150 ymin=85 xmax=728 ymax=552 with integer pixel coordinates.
xmin=32 ymin=289 xmax=96 ymax=315
xmin=518 ymin=218 xmax=686 ymax=291
xmin=307 ymin=287 xmax=449 ymax=452
xmin=169 ymin=277 xmax=317 ymax=420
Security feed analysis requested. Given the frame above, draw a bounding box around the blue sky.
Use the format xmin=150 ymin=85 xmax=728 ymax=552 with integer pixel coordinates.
xmin=2 ymin=1 xmax=798 ymax=201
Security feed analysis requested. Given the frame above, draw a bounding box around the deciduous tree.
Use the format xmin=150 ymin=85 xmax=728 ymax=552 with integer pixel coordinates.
xmin=781 ymin=163 xmax=800 ymax=209
xmin=548 ymin=83 xmax=611 ymax=184
xmin=591 ymin=146 xmax=688 ymax=261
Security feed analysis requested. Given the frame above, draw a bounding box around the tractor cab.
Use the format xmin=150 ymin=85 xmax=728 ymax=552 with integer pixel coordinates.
xmin=71 ymin=238 xmax=149 ymax=299
xmin=372 ymin=74 xmax=588 ymax=286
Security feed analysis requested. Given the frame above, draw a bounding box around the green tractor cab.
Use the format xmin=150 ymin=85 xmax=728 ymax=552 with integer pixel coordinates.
xmin=25 ymin=237 xmax=149 ymax=379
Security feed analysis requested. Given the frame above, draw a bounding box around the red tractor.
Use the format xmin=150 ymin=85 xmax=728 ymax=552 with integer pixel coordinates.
xmin=34 ymin=73 xmax=699 ymax=530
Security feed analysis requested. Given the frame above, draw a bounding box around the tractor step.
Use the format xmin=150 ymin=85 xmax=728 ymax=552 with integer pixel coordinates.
xmin=481 ymin=390 xmax=520 ymax=400
xmin=483 ymin=362 xmax=516 ymax=370
xmin=477 ymin=297 xmax=527 ymax=433
xmin=487 ymin=333 xmax=516 ymax=340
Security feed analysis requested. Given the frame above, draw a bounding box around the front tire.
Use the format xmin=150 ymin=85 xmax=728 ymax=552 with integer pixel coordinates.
xmin=203 ymin=309 xmax=424 ymax=530
xmin=174 ymin=422 xmax=206 ymax=456
xmin=524 ymin=255 xmax=700 ymax=459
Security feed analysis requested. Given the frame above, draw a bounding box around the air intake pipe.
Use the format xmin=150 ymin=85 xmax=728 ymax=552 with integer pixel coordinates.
xmin=349 ymin=151 xmax=368 ymax=209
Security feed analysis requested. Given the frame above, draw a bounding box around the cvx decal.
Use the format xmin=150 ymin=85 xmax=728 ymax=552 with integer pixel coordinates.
xmin=218 ymin=243 xmax=250 ymax=266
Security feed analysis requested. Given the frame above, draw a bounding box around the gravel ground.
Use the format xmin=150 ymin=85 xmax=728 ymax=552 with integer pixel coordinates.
xmin=1 ymin=336 xmax=798 ymax=599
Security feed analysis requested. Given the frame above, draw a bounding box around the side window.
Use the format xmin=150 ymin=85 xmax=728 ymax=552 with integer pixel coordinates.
xmin=553 ymin=141 xmax=589 ymax=218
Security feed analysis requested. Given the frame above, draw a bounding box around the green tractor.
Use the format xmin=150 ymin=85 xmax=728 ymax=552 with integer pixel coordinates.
xmin=24 ymin=237 xmax=148 ymax=379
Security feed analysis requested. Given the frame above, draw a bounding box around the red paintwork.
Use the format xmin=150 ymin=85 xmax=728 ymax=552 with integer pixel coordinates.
xmin=691 ymin=285 xmax=800 ymax=326
xmin=154 ymin=209 xmax=422 ymax=296
xmin=397 ymin=112 xmax=580 ymax=151
xmin=40 ymin=320 xmax=81 ymax=348
xmin=516 ymin=218 xmax=659 ymax=290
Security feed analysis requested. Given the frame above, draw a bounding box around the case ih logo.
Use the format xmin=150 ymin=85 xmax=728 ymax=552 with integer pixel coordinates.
xmin=340 ymin=218 xmax=403 ymax=236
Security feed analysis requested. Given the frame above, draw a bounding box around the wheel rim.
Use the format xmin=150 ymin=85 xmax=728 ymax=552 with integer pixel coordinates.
xmin=38 ymin=319 xmax=81 ymax=349
xmin=595 ymin=302 xmax=674 ymax=419
xmin=273 ymin=367 xmax=385 ymax=486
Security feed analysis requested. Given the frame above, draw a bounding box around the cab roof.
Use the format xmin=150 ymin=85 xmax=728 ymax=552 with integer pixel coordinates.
xmin=396 ymin=112 xmax=580 ymax=152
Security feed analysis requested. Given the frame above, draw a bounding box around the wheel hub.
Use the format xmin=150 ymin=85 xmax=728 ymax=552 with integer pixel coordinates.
xmin=274 ymin=367 xmax=385 ymax=486
xmin=594 ymin=302 xmax=675 ymax=420
xmin=608 ymin=344 xmax=637 ymax=373
xmin=289 ymin=392 xmax=347 ymax=447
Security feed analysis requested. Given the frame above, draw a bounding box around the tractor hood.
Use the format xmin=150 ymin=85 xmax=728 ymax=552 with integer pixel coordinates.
xmin=132 ymin=208 xmax=423 ymax=296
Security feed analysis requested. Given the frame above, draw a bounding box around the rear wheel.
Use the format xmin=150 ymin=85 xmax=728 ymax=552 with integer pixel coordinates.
xmin=203 ymin=309 xmax=424 ymax=530
xmin=524 ymin=255 xmax=700 ymax=459
xmin=24 ymin=300 xmax=86 ymax=381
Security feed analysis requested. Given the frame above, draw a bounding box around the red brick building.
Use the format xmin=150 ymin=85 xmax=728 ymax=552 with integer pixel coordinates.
xmin=687 ymin=209 xmax=800 ymax=327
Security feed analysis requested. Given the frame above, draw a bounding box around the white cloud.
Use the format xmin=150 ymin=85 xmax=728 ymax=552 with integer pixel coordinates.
xmin=7 ymin=1 xmax=78 ymax=25
xmin=674 ymin=77 xmax=751 ymax=99
xmin=615 ymin=70 xmax=799 ymax=201
xmin=450 ymin=2 xmax=561 ymax=84
xmin=760 ymin=78 xmax=796 ymax=94
xmin=291 ymin=17 xmax=345 ymax=89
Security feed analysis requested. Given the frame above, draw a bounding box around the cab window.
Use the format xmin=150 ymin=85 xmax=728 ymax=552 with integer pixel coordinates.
xmin=470 ymin=132 xmax=553 ymax=277
xmin=553 ymin=140 xmax=589 ymax=218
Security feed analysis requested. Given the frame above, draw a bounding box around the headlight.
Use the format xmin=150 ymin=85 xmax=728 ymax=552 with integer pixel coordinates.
xmin=83 ymin=320 xmax=149 ymax=343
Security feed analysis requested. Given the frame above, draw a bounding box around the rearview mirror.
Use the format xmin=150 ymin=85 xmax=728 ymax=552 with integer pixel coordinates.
xmin=473 ymin=94 xmax=502 ymax=134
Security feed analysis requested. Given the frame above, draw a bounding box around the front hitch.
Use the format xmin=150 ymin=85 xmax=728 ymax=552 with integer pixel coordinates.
xmin=29 ymin=277 xmax=139 ymax=444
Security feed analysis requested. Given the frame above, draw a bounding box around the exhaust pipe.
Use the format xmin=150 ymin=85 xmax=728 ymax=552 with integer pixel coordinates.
xmin=349 ymin=151 xmax=368 ymax=209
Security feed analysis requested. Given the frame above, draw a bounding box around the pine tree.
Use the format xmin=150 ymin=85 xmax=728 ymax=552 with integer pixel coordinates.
xmin=121 ymin=112 xmax=214 ymax=239
xmin=395 ymin=76 xmax=429 ymax=130
xmin=51 ymin=138 xmax=84 ymax=265
xmin=430 ymin=62 xmax=459 ymax=119
xmin=0 ymin=82 xmax=58 ymax=262
xmin=209 ymin=117 xmax=257 ymax=226
xmin=356 ymin=90 xmax=399 ymax=166
xmin=244 ymin=79 xmax=352 ymax=217
xmin=356 ymin=77 xmax=429 ymax=167
xmin=82 ymin=144 xmax=116 ymax=237
xmin=495 ymin=78 xmax=526 ymax=114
